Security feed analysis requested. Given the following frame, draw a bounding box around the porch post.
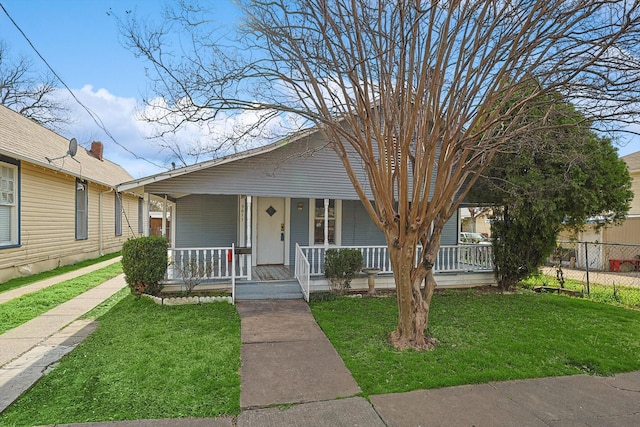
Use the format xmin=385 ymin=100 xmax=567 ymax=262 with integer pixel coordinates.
xmin=324 ymin=198 xmax=329 ymax=248
xmin=143 ymin=192 xmax=150 ymax=237
xmin=161 ymin=195 xmax=168 ymax=238
xmin=246 ymin=196 xmax=252 ymax=247
xmin=246 ymin=196 xmax=252 ymax=279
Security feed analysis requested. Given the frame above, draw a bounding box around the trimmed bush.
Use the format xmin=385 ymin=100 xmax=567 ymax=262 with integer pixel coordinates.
xmin=122 ymin=236 xmax=168 ymax=296
xmin=324 ymin=248 xmax=363 ymax=294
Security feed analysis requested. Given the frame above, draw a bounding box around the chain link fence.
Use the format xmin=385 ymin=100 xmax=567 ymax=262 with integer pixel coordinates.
xmin=544 ymin=241 xmax=640 ymax=291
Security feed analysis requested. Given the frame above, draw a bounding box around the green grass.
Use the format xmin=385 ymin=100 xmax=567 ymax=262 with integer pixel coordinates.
xmin=81 ymin=286 xmax=130 ymax=320
xmin=310 ymin=290 xmax=640 ymax=396
xmin=0 ymin=263 xmax=123 ymax=334
xmin=0 ymin=252 xmax=121 ymax=294
xmin=521 ymin=274 xmax=640 ymax=309
xmin=0 ymin=296 xmax=241 ymax=425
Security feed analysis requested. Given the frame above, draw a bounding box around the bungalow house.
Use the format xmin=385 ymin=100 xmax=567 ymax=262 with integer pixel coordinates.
xmin=118 ymin=126 xmax=495 ymax=300
xmin=0 ymin=105 xmax=141 ymax=282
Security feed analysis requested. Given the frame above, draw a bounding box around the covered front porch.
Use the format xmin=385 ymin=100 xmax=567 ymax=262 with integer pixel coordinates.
xmin=163 ymin=243 xmax=495 ymax=302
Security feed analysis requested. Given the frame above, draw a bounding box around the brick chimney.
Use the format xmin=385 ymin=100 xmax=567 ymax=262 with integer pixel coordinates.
xmin=90 ymin=141 xmax=104 ymax=161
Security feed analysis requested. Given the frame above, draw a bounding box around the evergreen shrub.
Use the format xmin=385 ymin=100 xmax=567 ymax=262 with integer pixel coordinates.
xmin=122 ymin=236 xmax=168 ymax=296
xmin=324 ymin=248 xmax=363 ymax=294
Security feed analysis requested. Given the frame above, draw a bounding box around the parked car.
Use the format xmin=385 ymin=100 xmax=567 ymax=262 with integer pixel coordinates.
xmin=460 ymin=232 xmax=491 ymax=245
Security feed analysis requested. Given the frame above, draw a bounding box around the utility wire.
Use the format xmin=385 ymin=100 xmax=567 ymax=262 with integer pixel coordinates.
xmin=0 ymin=2 xmax=167 ymax=171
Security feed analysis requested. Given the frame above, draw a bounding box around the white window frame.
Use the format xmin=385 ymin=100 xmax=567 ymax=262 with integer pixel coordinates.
xmin=308 ymin=198 xmax=341 ymax=247
xmin=76 ymin=179 xmax=88 ymax=240
xmin=115 ymin=192 xmax=122 ymax=236
xmin=0 ymin=158 xmax=19 ymax=247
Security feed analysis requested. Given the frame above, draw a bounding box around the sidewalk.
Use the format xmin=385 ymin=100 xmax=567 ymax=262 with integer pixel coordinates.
xmin=0 ymin=256 xmax=122 ymax=304
xmin=0 ymin=258 xmax=126 ymax=412
xmin=2 ymin=279 xmax=639 ymax=426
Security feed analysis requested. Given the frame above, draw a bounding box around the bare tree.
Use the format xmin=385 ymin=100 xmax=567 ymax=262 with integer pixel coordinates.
xmin=0 ymin=41 xmax=70 ymax=130
xmin=123 ymin=0 xmax=640 ymax=350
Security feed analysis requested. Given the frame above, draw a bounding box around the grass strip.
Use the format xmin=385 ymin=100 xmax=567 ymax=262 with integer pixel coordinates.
xmin=521 ymin=274 xmax=640 ymax=309
xmin=0 ymin=252 xmax=121 ymax=294
xmin=81 ymin=286 xmax=130 ymax=321
xmin=0 ymin=296 xmax=241 ymax=425
xmin=310 ymin=289 xmax=640 ymax=397
xmin=0 ymin=263 xmax=122 ymax=334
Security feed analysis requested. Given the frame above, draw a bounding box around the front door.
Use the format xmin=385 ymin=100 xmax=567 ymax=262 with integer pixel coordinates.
xmin=256 ymin=197 xmax=285 ymax=265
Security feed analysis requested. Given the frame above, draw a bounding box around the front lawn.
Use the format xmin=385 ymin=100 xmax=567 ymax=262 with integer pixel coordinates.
xmin=0 ymin=296 xmax=241 ymax=425
xmin=310 ymin=290 xmax=640 ymax=396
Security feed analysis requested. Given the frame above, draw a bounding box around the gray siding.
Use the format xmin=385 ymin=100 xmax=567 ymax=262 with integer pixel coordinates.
xmin=146 ymin=134 xmax=374 ymax=200
xmin=441 ymin=210 xmax=459 ymax=245
xmin=289 ymin=198 xmax=310 ymax=265
xmin=286 ymin=198 xmax=458 ymax=265
xmin=341 ymin=200 xmax=386 ymax=246
xmin=175 ymin=195 xmax=238 ymax=247
xmin=341 ymin=200 xmax=457 ymax=246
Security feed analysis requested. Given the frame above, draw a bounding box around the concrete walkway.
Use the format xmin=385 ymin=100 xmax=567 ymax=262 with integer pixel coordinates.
xmin=0 ymin=259 xmax=126 ymax=412
xmin=1 ymin=269 xmax=639 ymax=426
xmin=0 ymin=256 xmax=122 ymax=304
xmin=236 ymin=300 xmax=361 ymax=409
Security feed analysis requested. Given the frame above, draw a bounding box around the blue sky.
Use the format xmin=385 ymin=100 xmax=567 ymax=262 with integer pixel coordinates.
xmin=0 ymin=0 xmax=241 ymax=177
xmin=1 ymin=0 xmax=639 ymax=179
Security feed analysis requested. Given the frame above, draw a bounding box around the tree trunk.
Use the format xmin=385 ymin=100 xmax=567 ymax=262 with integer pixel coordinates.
xmin=388 ymin=237 xmax=438 ymax=351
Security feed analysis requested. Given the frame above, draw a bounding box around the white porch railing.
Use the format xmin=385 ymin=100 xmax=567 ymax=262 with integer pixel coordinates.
xmin=298 ymin=244 xmax=493 ymax=276
xmin=167 ymin=244 xmax=251 ymax=303
xmin=294 ymin=243 xmax=310 ymax=302
xmin=434 ymin=245 xmax=493 ymax=272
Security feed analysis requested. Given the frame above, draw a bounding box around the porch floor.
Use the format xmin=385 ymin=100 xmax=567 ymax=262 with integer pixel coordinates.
xmin=253 ymin=265 xmax=295 ymax=281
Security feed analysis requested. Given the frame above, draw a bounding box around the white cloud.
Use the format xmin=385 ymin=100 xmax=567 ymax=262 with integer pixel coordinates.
xmin=54 ymin=84 xmax=639 ymax=182
xmin=53 ymin=86 xmax=299 ymax=179
xmin=53 ymin=86 xmax=167 ymax=178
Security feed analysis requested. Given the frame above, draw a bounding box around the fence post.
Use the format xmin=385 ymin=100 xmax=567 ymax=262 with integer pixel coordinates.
xmin=584 ymin=242 xmax=590 ymax=296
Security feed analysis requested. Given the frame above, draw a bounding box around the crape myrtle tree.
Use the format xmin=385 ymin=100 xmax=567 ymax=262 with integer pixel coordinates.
xmin=468 ymin=95 xmax=633 ymax=290
xmin=122 ymin=1 xmax=640 ymax=350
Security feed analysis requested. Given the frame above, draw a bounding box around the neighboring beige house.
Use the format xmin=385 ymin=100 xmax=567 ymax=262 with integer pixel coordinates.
xmin=611 ymin=150 xmax=640 ymax=243
xmin=0 ymin=105 xmax=142 ymax=282
xmin=557 ymin=151 xmax=640 ymax=271
xmin=460 ymin=207 xmax=492 ymax=237
xmin=574 ymin=151 xmax=640 ymax=245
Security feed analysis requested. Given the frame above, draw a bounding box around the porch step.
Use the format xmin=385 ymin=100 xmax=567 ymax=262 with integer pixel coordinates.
xmin=235 ymin=280 xmax=303 ymax=300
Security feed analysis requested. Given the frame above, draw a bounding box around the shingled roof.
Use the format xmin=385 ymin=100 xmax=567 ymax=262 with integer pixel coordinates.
xmin=0 ymin=105 xmax=133 ymax=187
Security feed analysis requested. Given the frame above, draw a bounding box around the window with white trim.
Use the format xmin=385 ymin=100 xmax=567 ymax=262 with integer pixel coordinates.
xmin=311 ymin=198 xmax=341 ymax=246
xmin=0 ymin=159 xmax=19 ymax=247
xmin=115 ymin=192 xmax=122 ymax=236
xmin=76 ymin=179 xmax=88 ymax=240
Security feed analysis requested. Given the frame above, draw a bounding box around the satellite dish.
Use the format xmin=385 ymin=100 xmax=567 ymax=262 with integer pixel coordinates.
xmin=67 ymin=138 xmax=78 ymax=157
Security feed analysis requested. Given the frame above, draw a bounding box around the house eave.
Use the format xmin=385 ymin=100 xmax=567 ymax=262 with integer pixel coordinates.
xmin=117 ymin=125 xmax=321 ymax=192
xmin=0 ymin=148 xmax=117 ymax=189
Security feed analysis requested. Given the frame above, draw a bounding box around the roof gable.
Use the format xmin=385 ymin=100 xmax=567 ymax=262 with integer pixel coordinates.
xmin=118 ymin=125 xmax=320 ymax=191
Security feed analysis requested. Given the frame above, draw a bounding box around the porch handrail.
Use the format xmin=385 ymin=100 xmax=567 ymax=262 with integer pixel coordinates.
xmin=166 ymin=246 xmax=249 ymax=302
xmin=294 ymin=243 xmax=311 ymax=302
xmin=299 ymin=244 xmax=493 ymax=276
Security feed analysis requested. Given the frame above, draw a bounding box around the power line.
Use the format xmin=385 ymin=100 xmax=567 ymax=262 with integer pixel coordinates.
xmin=0 ymin=2 xmax=167 ymax=171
